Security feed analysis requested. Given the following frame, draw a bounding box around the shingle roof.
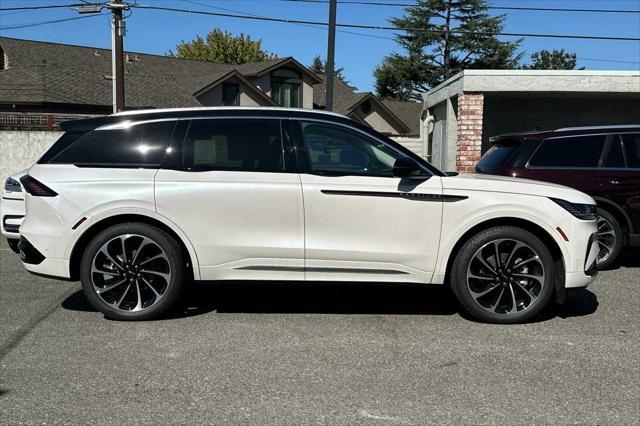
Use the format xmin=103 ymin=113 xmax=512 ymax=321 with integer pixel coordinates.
xmin=0 ymin=37 xmax=317 ymax=109
xmin=313 ymin=75 xmax=417 ymax=135
xmin=382 ymin=100 xmax=423 ymax=136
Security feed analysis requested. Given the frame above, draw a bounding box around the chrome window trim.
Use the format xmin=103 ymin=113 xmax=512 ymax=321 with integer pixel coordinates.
xmin=95 ymin=117 xmax=180 ymax=131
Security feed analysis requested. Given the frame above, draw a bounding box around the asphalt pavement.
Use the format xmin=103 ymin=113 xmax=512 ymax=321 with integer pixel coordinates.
xmin=1 ymin=238 xmax=638 ymax=425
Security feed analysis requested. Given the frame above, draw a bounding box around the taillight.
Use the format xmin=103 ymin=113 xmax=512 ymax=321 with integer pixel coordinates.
xmin=19 ymin=175 xmax=58 ymax=197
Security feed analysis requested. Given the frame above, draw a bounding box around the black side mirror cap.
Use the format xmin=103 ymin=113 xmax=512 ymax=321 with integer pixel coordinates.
xmin=445 ymin=171 xmax=459 ymax=176
xmin=393 ymin=157 xmax=428 ymax=179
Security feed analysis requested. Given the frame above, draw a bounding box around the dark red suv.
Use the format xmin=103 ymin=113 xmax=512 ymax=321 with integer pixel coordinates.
xmin=476 ymin=125 xmax=640 ymax=268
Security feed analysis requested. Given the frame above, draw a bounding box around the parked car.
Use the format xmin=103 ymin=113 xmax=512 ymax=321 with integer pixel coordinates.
xmin=18 ymin=107 xmax=599 ymax=323
xmin=476 ymin=125 xmax=640 ymax=269
xmin=1 ymin=170 xmax=27 ymax=253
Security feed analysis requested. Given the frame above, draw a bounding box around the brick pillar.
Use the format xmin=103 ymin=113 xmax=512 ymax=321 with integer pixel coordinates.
xmin=456 ymin=93 xmax=484 ymax=173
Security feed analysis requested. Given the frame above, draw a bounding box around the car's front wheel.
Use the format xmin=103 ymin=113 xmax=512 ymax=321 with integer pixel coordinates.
xmin=79 ymin=222 xmax=186 ymax=321
xmin=451 ymin=226 xmax=556 ymax=324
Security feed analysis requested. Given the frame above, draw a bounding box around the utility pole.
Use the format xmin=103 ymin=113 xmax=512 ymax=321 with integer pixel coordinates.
xmin=77 ymin=1 xmax=128 ymax=113
xmin=111 ymin=0 xmax=127 ymax=112
xmin=324 ymin=0 xmax=337 ymax=111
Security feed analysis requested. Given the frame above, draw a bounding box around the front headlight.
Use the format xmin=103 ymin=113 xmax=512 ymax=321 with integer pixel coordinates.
xmin=4 ymin=177 xmax=22 ymax=193
xmin=550 ymin=198 xmax=597 ymax=220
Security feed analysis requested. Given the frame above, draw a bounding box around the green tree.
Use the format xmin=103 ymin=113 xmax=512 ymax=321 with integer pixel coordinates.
xmin=521 ymin=49 xmax=584 ymax=70
xmin=374 ymin=0 xmax=522 ymax=100
xmin=168 ymin=29 xmax=274 ymax=64
xmin=309 ymin=55 xmax=355 ymax=89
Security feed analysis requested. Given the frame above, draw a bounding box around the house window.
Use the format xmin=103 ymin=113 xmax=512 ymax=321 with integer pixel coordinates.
xmin=271 ymin=68 xmax=302 ymax=108
xmin=223 ymin=83 xmax=239 ymax=106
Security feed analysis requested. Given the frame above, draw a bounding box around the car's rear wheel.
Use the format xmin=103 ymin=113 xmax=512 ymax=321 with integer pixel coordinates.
xmin=595 ymin=209 xmax=623 ymax=269
xmin=79 ymin=223 xmax=185 ymax=321
xmin=451 ymin=226 xmax=556 ymax=324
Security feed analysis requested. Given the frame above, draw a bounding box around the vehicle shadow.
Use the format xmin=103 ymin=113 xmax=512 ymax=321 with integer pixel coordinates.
xmin=61 ymin=281 xmax=599 ymax=322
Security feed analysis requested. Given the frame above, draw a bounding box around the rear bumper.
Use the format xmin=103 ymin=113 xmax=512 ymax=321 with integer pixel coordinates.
xmin=1 ymin=195 xmax=25 ymax=239
xmin=19 ymin=237 xmax=72 ymax=280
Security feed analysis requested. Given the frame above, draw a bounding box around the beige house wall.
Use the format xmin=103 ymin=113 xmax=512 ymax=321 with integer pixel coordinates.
xmin=363 ymin=109 xmax=397 ymax=135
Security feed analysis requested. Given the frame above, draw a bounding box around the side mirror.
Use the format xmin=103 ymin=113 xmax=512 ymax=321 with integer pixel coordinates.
xmin=393 ymin=157 xmax=427 ymax=179
xmin=445 ymin=171 xmax=459 ymax=176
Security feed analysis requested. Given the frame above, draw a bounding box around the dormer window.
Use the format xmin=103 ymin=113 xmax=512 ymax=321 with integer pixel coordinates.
xmin=271 ymin=67 xmax=302 ymax=108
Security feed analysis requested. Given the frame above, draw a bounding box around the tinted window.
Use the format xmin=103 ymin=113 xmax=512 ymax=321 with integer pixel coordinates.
xmin=300 ymin=122 xmax=402 ymax=177
xmin=50 ymin=121 xmax=176 ymax=166
xmin=529 ymin=135 xmax=606 ymax=168
xmin=604 ymin=138 xmax=625 ymax=168
xmin=182 ymin=119 xmax=284 ymax=172
xmin=477 ymin=144 xmax=518 ymax=167
xmin=622 ymin=133 xmax=640 ymax=168
xmin=38 ymin=132 xmax=86 ymax=164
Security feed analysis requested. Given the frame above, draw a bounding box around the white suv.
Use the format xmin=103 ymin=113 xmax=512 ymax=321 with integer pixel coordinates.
xmin=18 ymin=107 xmax=599 ymax=323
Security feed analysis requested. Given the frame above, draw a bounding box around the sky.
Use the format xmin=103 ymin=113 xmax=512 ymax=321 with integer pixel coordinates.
xmin=1 ymin=0 xmax=639 ymax=93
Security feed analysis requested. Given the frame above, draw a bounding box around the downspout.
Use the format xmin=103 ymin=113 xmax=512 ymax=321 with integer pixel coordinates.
xmin=421 ymin=111 xmax=435 ymax=161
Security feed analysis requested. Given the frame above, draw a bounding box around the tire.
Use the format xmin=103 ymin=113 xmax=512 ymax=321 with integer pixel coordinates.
xmin=7 ymin=238 xmax=19 ymax=253
xmin=595 ymin=208 xmax=624 ymax=269
xmin=79 ymin=222 xmax=185 ymax=321
xmin=450 ymin=226 xmax=556 ymax=324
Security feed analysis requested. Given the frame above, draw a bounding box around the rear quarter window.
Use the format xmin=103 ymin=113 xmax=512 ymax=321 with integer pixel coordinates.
xmin=476 ymin=144 xmax=518 ymax=168
xmin=528 ymin=135 xmax=606 ymax=168
xmin=48 ymin=121 xmax=176 ymax=166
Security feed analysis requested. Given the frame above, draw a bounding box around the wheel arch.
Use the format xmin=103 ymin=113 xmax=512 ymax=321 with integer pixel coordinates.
xmin=68 ymin=213 xmax=199 ymax=281
xmin=442 ymin=217 xmax=566 ymax=301
xmin=592 ymin=196 xmax=631 ymax=243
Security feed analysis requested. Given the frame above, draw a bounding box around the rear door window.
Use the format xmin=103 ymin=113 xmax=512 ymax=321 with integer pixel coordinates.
xmin=528 ymin=135 xmax=606 ymax=168
xmin=182 ymin=119 xmax=284 ymax=172
xmin=621 ymin=133 xmax=640 ymax=168
xmin=49 ymin=120 xmax=176 ymax=166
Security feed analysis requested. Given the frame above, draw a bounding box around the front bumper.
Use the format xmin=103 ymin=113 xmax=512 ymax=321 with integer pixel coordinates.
xmin=565 ymin=231 xmax=599 ymax=289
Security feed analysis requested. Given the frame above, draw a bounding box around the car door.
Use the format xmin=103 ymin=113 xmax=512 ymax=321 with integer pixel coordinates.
xmin=600 ymin=133 xmax=640 ymax=235
xmin=293 ymin=119 xmax=443 ymax=283
xmin=155 ymin=117 xmax=304 ymax=281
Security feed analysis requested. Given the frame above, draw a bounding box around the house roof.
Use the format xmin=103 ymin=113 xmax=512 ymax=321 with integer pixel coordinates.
xmin=382 ymin=100 xmax=423 ymax=136
xmin=192 ymin=70 xmax=278 ymax=106
xmin=313 ymin=76 xmax=417 ymax=135
xmin=0 ymin=37 xmax=314 ymax=109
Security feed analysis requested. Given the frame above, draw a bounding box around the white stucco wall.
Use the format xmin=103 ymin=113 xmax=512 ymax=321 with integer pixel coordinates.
xmin=1 ymin=131 xmax=62 ymax=180
xmin=391 ymin=136 xmax=423 ymax=157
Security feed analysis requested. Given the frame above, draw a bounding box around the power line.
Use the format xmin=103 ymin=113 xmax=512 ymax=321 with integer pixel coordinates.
xmin=236 ymin=0 xmax=640 ymax=14
xmin=179 ymin=0 xmax=395 ymax=41
xmin=0 ymin=3 xmax=104 ymax=12
xmin=132 ymin=4 xmax=640 ymax=42
xmin=0 ymin=14 xmax=104 ymax=30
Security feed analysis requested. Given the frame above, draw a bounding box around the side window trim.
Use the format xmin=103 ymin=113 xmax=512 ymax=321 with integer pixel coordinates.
xmin=291 ymin=118 xmax=433 ymax=178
